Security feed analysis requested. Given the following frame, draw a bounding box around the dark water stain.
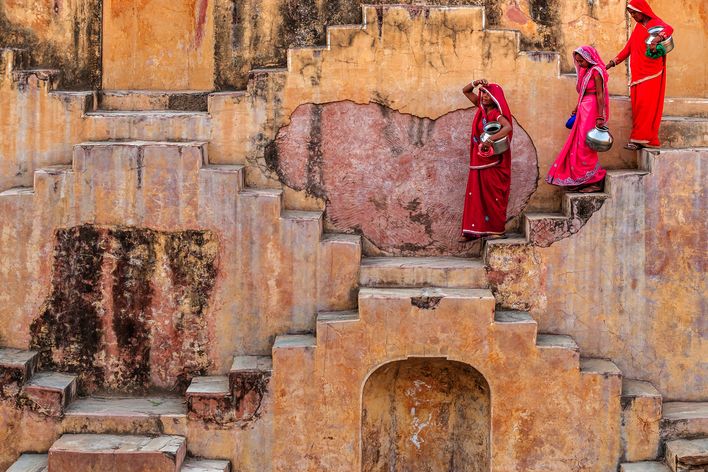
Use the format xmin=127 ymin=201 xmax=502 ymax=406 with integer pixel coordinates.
xmin=30 ymin=225 xmax=105 ymax=393
xmin=109 ymin=227 xmax=157 ymax=391
xmin=411 ymin=296 xmax=443 ymax=310
xmin=0 ymin=0 xmax=101 ymax=88
xmin=30 ymin=225 xmax=219 ymax=394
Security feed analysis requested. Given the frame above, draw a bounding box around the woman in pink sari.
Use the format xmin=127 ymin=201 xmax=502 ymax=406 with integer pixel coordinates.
xmin=547 ymin=46 xmax=609 ymax=192
xmin=459 ymin=79 xmax=513 ymax=241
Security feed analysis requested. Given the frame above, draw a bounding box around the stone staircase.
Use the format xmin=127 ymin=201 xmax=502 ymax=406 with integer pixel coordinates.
xmin=620 ymin=381 xmax=708 ymax=471
xmin=1 ymin=4 xmax=705 ymax=472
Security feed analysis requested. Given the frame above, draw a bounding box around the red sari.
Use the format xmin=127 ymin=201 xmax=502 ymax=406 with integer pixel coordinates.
xmin=614 ymin=0 xmax=673 ymax=147
xmin=461 ymin=84 xmax=512 ymax=237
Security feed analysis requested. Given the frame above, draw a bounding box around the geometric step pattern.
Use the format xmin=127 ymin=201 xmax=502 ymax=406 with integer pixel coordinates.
xmin=271 ymin=287 xmax=623 ymax=471
xmin=48 ymin=434 xmax=187 ymax=472
xmin=359 ymin=256 xmax=487 ymax=288
xmin=0 ymin=140 xmax=360 ymax=383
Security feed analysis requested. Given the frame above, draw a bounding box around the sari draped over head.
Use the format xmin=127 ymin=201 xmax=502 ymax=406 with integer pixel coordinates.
xmin=546 ymin=45 xmax=608 ymax=187
xmin=614 ymin=0 xmax=673 ymax=146
xmin=461 ymin=83 xmax=513 ymax=237
xmin=574 ymin=46 xmax=610 ymax=121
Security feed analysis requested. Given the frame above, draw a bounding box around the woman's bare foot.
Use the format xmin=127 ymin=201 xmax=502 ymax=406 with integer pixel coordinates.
xmin=624 ymin=142 xmax=644 ymax=151
xmin=579 ymin=184 xmax=602 ymax=193
xmin=483 ymin=234 xmax=507 ymax=241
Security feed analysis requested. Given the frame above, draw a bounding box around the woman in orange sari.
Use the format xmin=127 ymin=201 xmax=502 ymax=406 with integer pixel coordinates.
xmin=459 ymin=79 xmax=513 ymax=241
xmin=606 ymin=0 xmax=673 ymax=149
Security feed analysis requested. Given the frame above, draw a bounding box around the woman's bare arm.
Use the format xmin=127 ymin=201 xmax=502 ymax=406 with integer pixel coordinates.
xmin=594 ymin=73 xmax=606 ymax=126
xmin=462 ymin=79 xmax=488 ymax=106
xmin=489 ymin=115 xmax=512 ymax=141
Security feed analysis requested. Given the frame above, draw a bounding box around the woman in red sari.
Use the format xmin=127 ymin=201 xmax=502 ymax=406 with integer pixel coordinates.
xmin=606 ymin=0 xmax=673 ymax=149
xmin=459 ymin=79 xmax=513 ymax=241
xmin=547 ymin=46 xmax=609 ymax=192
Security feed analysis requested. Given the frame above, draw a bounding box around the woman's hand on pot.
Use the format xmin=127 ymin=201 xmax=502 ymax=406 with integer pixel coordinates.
xmin=649 ymin=37 xmax=660 ymax=53
xmin=480 ymin=143 xmax=491 ymax=153
xmin=473 ymin=78 xmax=489 ymax=87
xmin=596 ymin=117 xmax=606 ymax=126
xmin=572 ymin=106 xmax=578 ymax=115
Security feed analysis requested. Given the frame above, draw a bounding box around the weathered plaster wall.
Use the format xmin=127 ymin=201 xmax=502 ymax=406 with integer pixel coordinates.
xmin=0 ymin=142 xmax=359 ymax=378
xmin=273 ymin=289 xmax=622 ymax=471
xmin=271 ymin=101 xmax=538 ymax=256
xmin=102 ymin=0 xmax=216 ymax=90
xmin=0 ymin=0 xmax=101 ymax=89
xmin=362 ymin=358 xmax=491 ymax=472
xmin=214 ymin=0 xmax=632 ymax=89
xmin=486 ymin=148 xmax=707 ymax=400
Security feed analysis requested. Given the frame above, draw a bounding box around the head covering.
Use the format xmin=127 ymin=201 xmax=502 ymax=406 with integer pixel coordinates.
xmin=627 ymin=0 xmax=657 ymax=19
xmin=574 ymin=46 xmax=611 ymax=121
xmin=473 ymin=83 xmax=513 ymax=144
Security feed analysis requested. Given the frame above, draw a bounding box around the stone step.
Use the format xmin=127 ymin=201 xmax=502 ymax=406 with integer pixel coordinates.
xmin=84 ymin=110 xmax=210 ymax=142
xmin=272 ymin=334 xmax=318 ymax=351
xmin=358 ymin=287 xmax=496 ymax=324
xmin=0 ymin=348 xmax=39 ymax=394
xmin=199 ymin=164 xmax=246 ymax=193
xmin=660 ymin=116 xmax=708 ymax=148
xmin=181 ymin=458 xmax=232 ymax=472
xmin=21 ymin=371 xmax=78 ymax=417
xmin=186 ymin=376 xmax=232 ymax=423
xmin=6 ymin=453 xmax=48 ymax=472
xmin=48 ymin=434 xmax=187 ymax=472
xmin=662 ymin=402 xmax=708 ymax=442
xmin=604 ymin=169 xmax=651 ymax=194
xmin=229 ymin=356 xmax=272 ymax=421
xmin=98 ymin=90 xmax=210 ymax=112
xmin=317 ymin=234 xmax=361 ymax=312
xmin=621 ymin=379 xmax=663 ymax=462
xmin=663 ymin=97 xmax=708 ymax=118
xmin=7 ymin=453 xmax=231 ymax=472
xmin=536 ymin=334 xmax=580 ymax=370
xmin=359 ymin=256 xmax=487 ymax=288
xmin=665 ymin=438 xmax=708 ymax=472
xmin=560 ymin=192 xmax=609 ymax=219
xmin=580 ymin=358 xmax=622 ymax=376
xmin=62 ymin=395 xmax=187 ymax=435
xmin=620 ymin=462 xmax=671 ymax=472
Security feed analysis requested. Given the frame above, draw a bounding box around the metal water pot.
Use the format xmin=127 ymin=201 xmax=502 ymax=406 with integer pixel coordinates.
xmin=480 ymin=121 xmax=510 ymax=155
xmin=645 ymin=26 xmax=675 ymax=54
xmin=586 ymin=125 xmax=614 ymax=152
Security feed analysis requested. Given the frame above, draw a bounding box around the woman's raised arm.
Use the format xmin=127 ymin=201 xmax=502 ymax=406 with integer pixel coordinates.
xmin=463 ymin=79 xmax=488 ymax=105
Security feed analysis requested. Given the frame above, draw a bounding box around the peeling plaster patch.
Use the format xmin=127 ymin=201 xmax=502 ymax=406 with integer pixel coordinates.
xmin=273 ymin=101 xmax=539 ymax=256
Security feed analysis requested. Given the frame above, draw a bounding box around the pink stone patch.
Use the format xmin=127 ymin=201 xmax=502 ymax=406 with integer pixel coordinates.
xmin=274 ymin=101 xmax=538 ymax=256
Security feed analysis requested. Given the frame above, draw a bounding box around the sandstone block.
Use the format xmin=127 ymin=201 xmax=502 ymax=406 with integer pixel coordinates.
xmin=359 ymin=256 xmax=487 ymax=288
xmin=0 ymin=348 xmax=38 ymax=398
xmin=48 ymin=434 xmax=187 ymax=472
xmin=186 ymin=376 xmax=233 ymax=424
xmin=662 ymin=403 xmax=708 ymax=442
xmin=229 ymin=356 xmax=272 ymax=421
xmin=620 ymin=462 xmax=671 ymax=472
xmin=621 ymin=379 xmax=662 ymax=462
xmin=665 ymin=438 xmax=708 ymax=472
xmin=21 ymin=372 xmax=77 ymax=417
xmin=6 ymin=454 xmax=48 ymax=472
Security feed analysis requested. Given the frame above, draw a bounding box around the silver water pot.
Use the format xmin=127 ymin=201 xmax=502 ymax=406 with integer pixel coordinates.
xmin=586 ymin=125 xmax=614 ymax=152
xmin=645 ymin=26 xmax=675 ymax=54
xmin=480 ymin=121 xmax=510 ymax=155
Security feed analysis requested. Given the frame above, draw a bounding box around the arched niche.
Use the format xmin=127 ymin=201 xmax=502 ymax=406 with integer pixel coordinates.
xmin=361 ymin=357 xmax=491 ymax=472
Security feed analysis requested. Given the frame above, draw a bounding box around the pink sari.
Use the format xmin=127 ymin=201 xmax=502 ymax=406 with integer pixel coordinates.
xmin=547 ymin=46 xmax=609 ymax=187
